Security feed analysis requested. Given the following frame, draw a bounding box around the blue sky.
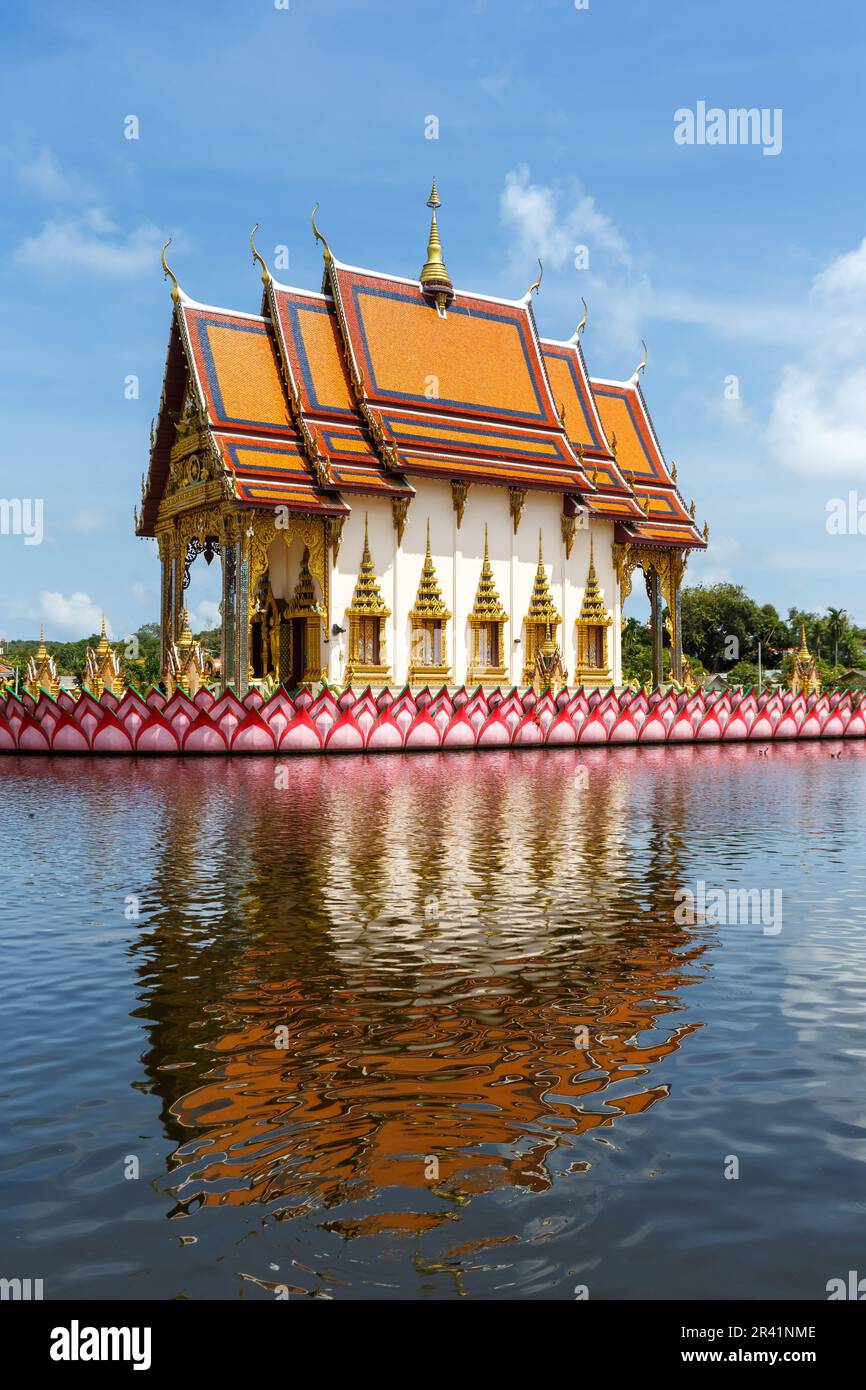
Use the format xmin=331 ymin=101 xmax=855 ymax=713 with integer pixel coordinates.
xmin=2 ymin=0 xmax=865 ymax=640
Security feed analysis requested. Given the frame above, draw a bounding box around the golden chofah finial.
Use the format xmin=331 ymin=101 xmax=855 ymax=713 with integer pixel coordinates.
xmin=671 ymin=459 xmax=678 ymax=483
xmin=703 ymin=520 xmax=710 ymax=542
xmin=689 ymin=498 xmax=696 ymax=519
xmin=249 ymin=223 xmax=272 ymax=286
xmin=161 ymin=239 xmax=180 ymax=303
xmin=577 ymin=296 xmax=588 ymax=335
xmin=526 ymin=257 xmax=543 ymax=299
xmin=633 ymin=338 xmax=648 ymax=380
xmin=311 ymin=203 xmax=333 ymax=264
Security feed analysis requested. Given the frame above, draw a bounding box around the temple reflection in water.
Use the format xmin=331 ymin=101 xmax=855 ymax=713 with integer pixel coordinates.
xmin=127 ymin=748 xmax=711 ymax=1236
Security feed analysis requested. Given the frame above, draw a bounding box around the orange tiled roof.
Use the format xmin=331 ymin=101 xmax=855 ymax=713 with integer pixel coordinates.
xmin=182 ymin=306 xmax=295 ymax=437
xmin=139 ymin=246 xmax=705 ymax=550
xmin=591 ymin=377 xmax=704 ymax=546
xmin=211 ymin=431 xmax=348 ymax=515
xmin=267 ymin=283 xmax=412 ymax=498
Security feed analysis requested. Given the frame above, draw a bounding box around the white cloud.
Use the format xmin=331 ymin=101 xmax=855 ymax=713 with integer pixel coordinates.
xmin=188 ymin=599 xmax=221 ymax=631
xmin=500 ymin=164 xmax=633 ymax=273
xmin=498 ymin=166 xmax=806 ymax=354
xmin=40 ymin=591 xmax=105 ymax=637
xmin=768 ymin=239 xmax=866 ymax=478
xmin=19 ymin=148 xmax=92 ymax=202
xmin=15 ymin=209 xmax=165 ymax=277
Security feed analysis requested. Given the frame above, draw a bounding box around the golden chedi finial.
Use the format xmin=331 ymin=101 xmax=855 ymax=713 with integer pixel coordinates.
xmin=177 ymin=607 xmax=195 ymax=650
xmin=350 ymin=514 xmax=390 ymax=616
xmin=470 ymin=524 xmax=507 ymax=622
xmin=527 ymin=530 xmax=560 ymax=624
xmin=161 ymin=239 xmax=181 ymax=303
xmin=419 ymin=180 xmax=454 ymax=310
xmin=249 ymin=224 xmax=272 ymax=286
xmin=26 ymin=624 xmax=60 ymax=700
xmin=411 ymin=520 xmax=452 ymax=618
xmin=579 ymin=536 xmax=610 ymax=626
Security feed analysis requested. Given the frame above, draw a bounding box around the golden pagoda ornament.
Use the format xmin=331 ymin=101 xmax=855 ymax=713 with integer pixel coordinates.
xmin=345 ymin=515 xmax=391 ymax=685
xmin=84 ymin=617 xmax=123 ymax=699
xmin=575 ymin=537 xmax=612 ymax=685
xmin=522 ymin=531 xmax=561 ymax=685
xmin=789 ymin=623 xmax=820 ymax=696
xmin=286 ymin=547 xmax=325 ymax=686
xmin=166 ymin=608 xmax=210 ymax=697
xmin=467 ymin=525 xmax=508 ymax=685
xmin=419 ymin=181 xmax=454 ymax=312
xmin=408 ymin=520 xmax=451 ymax=683
xmin=25 ymin=626 xmax=60 ymax=699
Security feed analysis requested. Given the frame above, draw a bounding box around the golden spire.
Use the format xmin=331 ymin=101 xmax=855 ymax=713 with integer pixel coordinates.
xmin=177 ymin=607 xmax=195 ymax=650
xmin=84 ymin=616 xmax=122 ymax=698
xmin=470 ymin=525 xmax=508 ymax=621
xmin=349 ymin=515 xmax=390 ymax=616
xmin=249 ymin=223 xmax=272 ymax=286
xmin=527 ymin=531 xmax=560 ymax=624
xmin=411 ymin=520 xmax=451 ymax=618
xmin=289 ymin=548 xmax=323 ymax=614
xmin=161 ymin=239 xmax=181 ymax=303
xmin=578 ymin=537 xmax=610 ymax=625
xmin=25 ymin=625 xmax=59 ymax=700
xmin=419 ymin=181 xmax=454 ymax=309
xmin=799 ymin=622 xmax=811 ymax=657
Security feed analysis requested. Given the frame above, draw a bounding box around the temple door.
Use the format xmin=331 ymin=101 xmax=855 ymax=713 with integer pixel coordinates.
xmin=290 ymin=617 xmax=307 ymax=687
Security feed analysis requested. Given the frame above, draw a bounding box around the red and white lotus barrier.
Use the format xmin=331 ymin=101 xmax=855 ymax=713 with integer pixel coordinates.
xmin=1 ymin=684 xmax=864 ymax=755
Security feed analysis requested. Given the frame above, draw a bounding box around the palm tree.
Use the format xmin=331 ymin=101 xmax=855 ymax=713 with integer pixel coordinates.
xmin=826 ymin=607 xmax=847 ymax=670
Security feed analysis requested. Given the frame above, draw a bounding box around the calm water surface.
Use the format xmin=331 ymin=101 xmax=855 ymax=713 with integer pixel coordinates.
xmin=2 ymin=743 xmax=866 ymax=1300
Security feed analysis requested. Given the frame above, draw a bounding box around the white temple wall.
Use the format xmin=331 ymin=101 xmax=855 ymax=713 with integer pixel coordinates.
xmin=316 ymin=480 xmax=622 ymax=689
xmin=328 ymin=501 xmax=395 ymax=684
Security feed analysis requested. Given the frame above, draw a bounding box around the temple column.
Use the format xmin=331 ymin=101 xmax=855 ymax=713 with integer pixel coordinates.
xmin=221 ymin=531 xmax=237 ymax=689
xmin=220 ymin=513 xmax=250 ymax=694
xmin=235 ymin=523 xmax=251 ymax=695
xmin=171 ymin=526 xmax=184 ymax=648
xmin=647 ymin=567 xmax=663 ymax=688
xmin=158 ymin=532 xmax=173 ymax=678
xmin=672 ymin=567 xmax=683 ymax=684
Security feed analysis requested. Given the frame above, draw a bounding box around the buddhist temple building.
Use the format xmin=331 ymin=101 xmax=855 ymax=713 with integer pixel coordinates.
xmin=137 ymin=187 xmax=706 ymax=693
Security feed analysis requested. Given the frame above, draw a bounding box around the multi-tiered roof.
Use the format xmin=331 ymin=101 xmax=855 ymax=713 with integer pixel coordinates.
xmin=138 ymin=191 xmax=706 ymax=552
